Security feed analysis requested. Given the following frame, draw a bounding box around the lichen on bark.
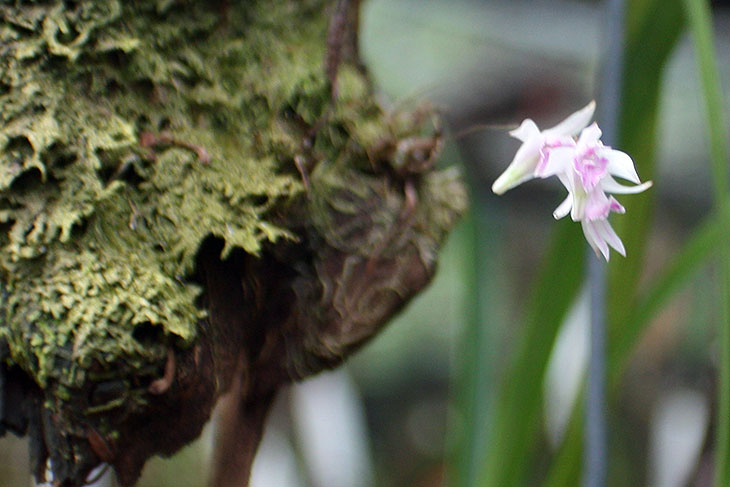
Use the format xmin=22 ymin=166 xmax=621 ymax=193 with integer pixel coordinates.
xmin=0 ymin=0 xmax=467 ymax=485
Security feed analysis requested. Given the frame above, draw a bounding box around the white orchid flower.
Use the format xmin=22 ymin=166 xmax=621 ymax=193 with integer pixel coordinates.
xmin=491 ymin=101 xmax=596 ymax=195
xmin=493 ymin=106 xmax=653 ymax=261
xmin=540 ymin=123 xmax=652 ymax=260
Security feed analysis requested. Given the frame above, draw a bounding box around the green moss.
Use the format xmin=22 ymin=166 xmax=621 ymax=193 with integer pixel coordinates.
xmin=0 ymin=0 xmax=336 ymax=388
xmin=0 ymin=0 xmax=464 ymax=410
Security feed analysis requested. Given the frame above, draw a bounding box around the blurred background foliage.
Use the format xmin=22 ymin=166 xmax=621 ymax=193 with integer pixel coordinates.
xmin=2 ymin=0 xmax=730 ymax=486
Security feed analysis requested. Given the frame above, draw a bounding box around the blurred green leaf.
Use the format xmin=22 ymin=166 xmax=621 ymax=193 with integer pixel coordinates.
xmin=476 ymin=220 xmax=585 ymax=487
xmin=448 ymin=204 xmax=500 ymax=487
xmin=606 ymin=0 xmax=684 ymax=345
xmin=610 ymin=206 xmax=730 ymax=387
xmin=545 ymin=401 xmax=584 ymax=487
xmin=681 ymin=0 xmax=729 ymax=200
xmin=681 ymin=1 xmax=730 ymax=486
xmin=546 ymin=204 xmax=729 ymax=486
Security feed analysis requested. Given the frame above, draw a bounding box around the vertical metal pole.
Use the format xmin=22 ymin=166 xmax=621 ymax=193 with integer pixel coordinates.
xmin=585 ymin=255 xmax=608 ymax=487
xmin=584 ymin=0 xmax=626 ymax=487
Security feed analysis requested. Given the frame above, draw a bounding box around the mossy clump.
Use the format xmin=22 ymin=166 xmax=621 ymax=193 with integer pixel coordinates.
xmin=0 ymin=1 xmax=467 ymax=484
xmin=0 ymin=0 xmax=359 ymax=390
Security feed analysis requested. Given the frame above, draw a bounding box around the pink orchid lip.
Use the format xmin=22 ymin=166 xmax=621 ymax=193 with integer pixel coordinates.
xmin=573 ymin=146 xmax=609 ymax=192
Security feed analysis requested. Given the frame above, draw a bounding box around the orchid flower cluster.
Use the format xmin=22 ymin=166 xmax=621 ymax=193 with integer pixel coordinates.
xmin=492 ymin=101 xmax=652 ymax=261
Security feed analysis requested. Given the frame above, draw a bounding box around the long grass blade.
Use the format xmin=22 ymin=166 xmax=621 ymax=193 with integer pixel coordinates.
xmin=447 ymin=199 xmax=500 ymax=487
xmin=680 ymin=1 xmax=730 ymax=486
xmin=476 ymin=220 xmax=585 ymax=487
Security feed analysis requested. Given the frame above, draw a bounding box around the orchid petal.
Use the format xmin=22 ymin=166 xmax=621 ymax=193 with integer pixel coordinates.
xmin=544 ymin=101 xmax=596 ymax=137
xmin=577 ymin=122 xmax=602 ymax=147
xmin=535 ymin=147 xmax=575 ymax=179
xmin=511 ymin=132 xmax=544 ymax=168
xmin=566 ymin=172 xmax=587 ymax=221
xmin=557 ymin=172 xmax=574 ymax=193
xmin=604 ymin=149 xmax=640 ymax=183
xmin=553 ymin=194 xmax=572 ymax=219
xmin=509 ymin=119 xmax=541 ymax=142
xmin=584 ymin=188 xmax=612 ymax=220
xmin=491 ymin=156 xmax=538 ymax=194
xmin=492 ymin=133 xmax=544 ymax=194
xmin=595 ymin=219 xmax=626 ymax=256
xmin=536 ymin=146 xmax=574 ymax=178
xmin=582 ymin=219 xmax=610 ymax=261
xmin=608 ymin=196 xmax=626 ymax=214
xmin=600 ymin=175 xmax=653 ymax=194
xmin=570 ymin=192 xmax=586 ymax=221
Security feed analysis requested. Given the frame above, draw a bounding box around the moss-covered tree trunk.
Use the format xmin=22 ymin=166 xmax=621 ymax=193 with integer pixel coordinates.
xmin=0 ymin=1 xmax=466 ymax=486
